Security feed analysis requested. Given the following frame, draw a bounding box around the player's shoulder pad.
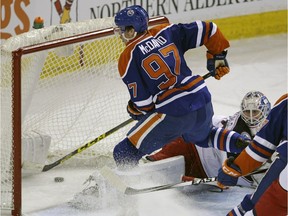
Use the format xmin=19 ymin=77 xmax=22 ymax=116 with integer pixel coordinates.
xmin=149 ymin=23 xmax=171 ymax=35
xmin=274 ymin=93 xmax=288 ymax=106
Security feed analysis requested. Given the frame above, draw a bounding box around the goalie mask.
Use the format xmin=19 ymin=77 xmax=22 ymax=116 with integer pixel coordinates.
xmin=114 ymin=5 xmax=149 ymax=35
xmin=240 ymin=91 xmax=271 ymax=129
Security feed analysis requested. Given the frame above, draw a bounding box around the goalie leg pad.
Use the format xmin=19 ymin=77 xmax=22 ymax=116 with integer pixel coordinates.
xmin=116 ymin=155 xmax=185 ymax=186
xmin=148 ymin=137 xmax=208 ymax=178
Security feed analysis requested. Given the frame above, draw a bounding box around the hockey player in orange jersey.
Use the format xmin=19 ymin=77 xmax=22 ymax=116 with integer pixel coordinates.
xmin=217 ymin=93 xmax=287 ymax=216
xmin=112 ymin=5 xmax=250 ymax=168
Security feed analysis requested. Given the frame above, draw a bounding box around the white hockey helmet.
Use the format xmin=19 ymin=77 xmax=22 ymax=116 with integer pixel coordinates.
xmin=240 ymin=91 xmax=271 ymax=128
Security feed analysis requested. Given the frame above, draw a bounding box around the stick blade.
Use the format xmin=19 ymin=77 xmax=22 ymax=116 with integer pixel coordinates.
xmin=99 ymin=166 xmax=128 ymax=194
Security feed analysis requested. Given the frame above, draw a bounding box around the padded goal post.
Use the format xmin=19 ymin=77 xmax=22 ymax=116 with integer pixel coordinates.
xmin=0 ymin=16 xmax=169 ymax=215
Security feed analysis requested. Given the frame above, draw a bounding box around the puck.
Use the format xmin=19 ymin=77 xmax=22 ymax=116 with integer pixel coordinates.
xmin=54 ymin=177 xmax=64 ymax=182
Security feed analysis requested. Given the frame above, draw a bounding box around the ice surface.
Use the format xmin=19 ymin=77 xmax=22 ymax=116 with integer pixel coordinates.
xmin=17 ymin=33 xmax=287 ymax=216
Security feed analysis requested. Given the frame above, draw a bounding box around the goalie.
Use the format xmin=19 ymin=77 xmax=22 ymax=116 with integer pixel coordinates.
xmin=146 ymin=91 xmax=271 ymax=187
xmin=69 ymin=92 xmax=271 ymax=211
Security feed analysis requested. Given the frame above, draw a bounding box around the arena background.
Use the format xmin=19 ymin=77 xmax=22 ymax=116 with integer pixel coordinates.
xmin=1 ymin=0 xmax=286 ymax=41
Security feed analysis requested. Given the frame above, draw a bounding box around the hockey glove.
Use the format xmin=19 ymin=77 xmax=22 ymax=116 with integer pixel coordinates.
xmin=127 ymin=100 xmax=144 ymax=121
xmin=207 ymin=50 xmax=229 ymax=80
xmin=236 ymin=136 xmax=251 ymax=149
xmin=217 ymin=156 xmax=242 ymax=187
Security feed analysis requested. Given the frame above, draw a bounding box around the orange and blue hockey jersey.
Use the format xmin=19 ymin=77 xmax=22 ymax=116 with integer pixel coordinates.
xmin=228 ymin=94 xmax=287 ymax=216
xmin=118 ymin=21 xmax=229 ymax=116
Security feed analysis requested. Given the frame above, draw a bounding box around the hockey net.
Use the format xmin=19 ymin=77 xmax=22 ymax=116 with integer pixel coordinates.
xmin=0 ymin=16 xmax=169 ymax=215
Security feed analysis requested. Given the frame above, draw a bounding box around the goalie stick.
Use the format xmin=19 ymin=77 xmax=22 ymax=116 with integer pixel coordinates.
xmin=99 ymin=166 xmax=268 ymax=195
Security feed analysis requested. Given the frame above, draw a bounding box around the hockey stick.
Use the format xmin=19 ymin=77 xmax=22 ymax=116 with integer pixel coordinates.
xmin=40 ymin=118 xmax=134 ymax=172
xmin=99 ymin=166 xmax=268 ymax=195
xmin=100 ymin=165 xmax=219 ymax=195
xmin=41 ymin=72 xmax=212 ymax=170
xmin=202 ymin=72 xmax=212 ymax=80
xmin=25 ymin=72 xmax=212 ymax=172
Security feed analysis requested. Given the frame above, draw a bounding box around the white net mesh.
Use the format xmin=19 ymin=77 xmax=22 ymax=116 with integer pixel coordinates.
xmin=0 ymin=16 xmax=169 ymax=212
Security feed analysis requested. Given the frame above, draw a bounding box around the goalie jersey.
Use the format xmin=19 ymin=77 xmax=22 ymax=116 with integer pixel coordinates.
xmin=118 ymin=21 xmax=229 ymax=116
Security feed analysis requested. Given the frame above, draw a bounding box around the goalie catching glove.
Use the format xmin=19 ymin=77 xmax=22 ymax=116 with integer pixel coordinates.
xmin=217 ymin=156 xmax=242 ymax=188
xmin=207 ymin=50 xmax=230 ymax=80
xmin=127 ymin=100 xmax=144 ymax=121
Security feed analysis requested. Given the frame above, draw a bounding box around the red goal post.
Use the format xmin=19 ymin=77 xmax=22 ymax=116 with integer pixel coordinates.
xmin=0 ymin=16 xmax=169 ymax=216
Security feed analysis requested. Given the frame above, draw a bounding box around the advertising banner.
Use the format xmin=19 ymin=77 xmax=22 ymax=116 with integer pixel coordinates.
xmin=1 ymin=0 xmax=286 ymax=41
